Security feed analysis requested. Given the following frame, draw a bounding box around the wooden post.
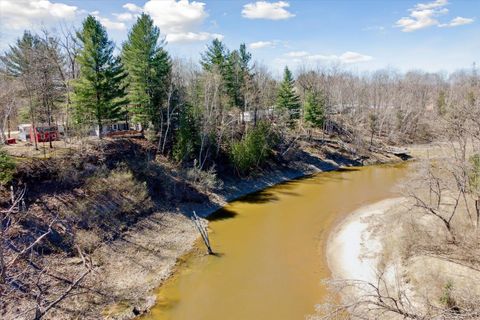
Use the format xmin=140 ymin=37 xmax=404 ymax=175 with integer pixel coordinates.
xmin=192 ymin=211 xmax=213 ymax=255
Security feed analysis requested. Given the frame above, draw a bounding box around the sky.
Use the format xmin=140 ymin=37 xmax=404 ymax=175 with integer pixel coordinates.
xmin=0 ymin=0 xmax=479 ymax=75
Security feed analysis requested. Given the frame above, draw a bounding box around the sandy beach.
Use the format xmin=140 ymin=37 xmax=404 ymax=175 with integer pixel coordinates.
xmin=327 ymin=198 xmax=404 ymax=283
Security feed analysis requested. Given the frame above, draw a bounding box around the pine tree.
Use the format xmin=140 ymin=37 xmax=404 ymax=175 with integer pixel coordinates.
xmin=2 ymin=32 xmax=41 ymax=150
xmin=235 ymin=43 xmax=253 ymax=110
xmin=224 ymin=50 xmax=242 ymax=107
xmin=122 ymin=13 xmax=171 ymax=130
xmin=173 ymin=103 xmax=199 ymax=162
xmin=200 ymin=38 xmax=228 ymax=72
xmin=277 ymin=66 xmax=301 ymax=121
xmin=2 ymin=31 xmax=65 ymax=148
xmin=239 ymin=43 xmax=252 ymax=74
xmin=72 ymin=15 xmax=127 ymax=138
xmin=304 ymin=90 xmax=326 ymax=128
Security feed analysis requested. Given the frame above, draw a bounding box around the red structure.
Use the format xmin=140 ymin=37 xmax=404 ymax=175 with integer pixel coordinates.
xmin=29 ymin=126 xmax=59 ymax=143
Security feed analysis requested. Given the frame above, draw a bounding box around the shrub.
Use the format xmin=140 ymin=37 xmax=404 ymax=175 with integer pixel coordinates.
xmin=469 ymin=154 xmax=480 ymax=194
xmin=75 ymin=229 xmax=101 ymax=254
xmin=230 ymin=121 xmax=277 ymax=175
xmin=0 ymin=148 xmax=15 ymax=186
xmin=144 ymin=127 xmax=158 ymax=143
xmin=70 ymin=167 xmax=153 ymax=228
xmin=440 ymin=281 xmax=457 ymax=309
xmin=186 ymin=164 xmax=222 ymax=191
xmin=304 ymin=90 xmax=326 ymax=128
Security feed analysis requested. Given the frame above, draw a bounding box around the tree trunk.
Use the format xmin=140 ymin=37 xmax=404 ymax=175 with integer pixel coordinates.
xmin=7 ymin=114 xmax=11 ymax=139
xmin=47 ymin=101 xmax=53 ymax=149
xmin=96 ymin=92 xmax=103 ymax=140
xmin=476 ymin=198 xmax=480 ymax=231
xmin=0 ymin=212 xmax=5 ymax=285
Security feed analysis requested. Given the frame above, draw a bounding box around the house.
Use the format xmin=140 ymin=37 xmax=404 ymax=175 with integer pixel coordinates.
xmin=241 ymin=107 xmax=275 ymax=122
xmin=94 ymin=121 xmax=130 ymax=137
xmin=18 ymin=124 xmax=61 ymax=143
xmin=18 ymin=124 xmax=32 ymax=142
xmin=30 ymin=125 xmax=60 ymax=143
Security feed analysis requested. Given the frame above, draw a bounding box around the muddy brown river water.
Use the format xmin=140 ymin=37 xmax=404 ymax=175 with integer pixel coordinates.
xmin=140 ymin=163 xmax=408 ymax=320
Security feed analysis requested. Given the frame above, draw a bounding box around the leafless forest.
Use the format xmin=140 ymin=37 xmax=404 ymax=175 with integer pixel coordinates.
xmin=1 ymin=14 xmax=480 ymax=320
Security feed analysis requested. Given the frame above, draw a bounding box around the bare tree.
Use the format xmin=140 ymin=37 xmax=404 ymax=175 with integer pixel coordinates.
xmin=1 ymin=188 xmax=93 ymax=319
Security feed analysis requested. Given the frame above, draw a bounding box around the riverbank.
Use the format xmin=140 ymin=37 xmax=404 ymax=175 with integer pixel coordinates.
xmin=327 ymin=198 xmax=405 ymax=283
xmin=100 ymin=146 xmax=403 ymax=320
xmin=322 ymin=143 xmax=480 ymax=319
xmin=96 ymin=142 xmax=405 ymax=320
xmin=1 ymin=137 xmax=406 ymax=320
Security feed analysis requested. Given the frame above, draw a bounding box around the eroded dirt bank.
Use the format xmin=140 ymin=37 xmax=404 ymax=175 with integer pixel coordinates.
xmin=1 ymin=138 xmax=406 ymax=320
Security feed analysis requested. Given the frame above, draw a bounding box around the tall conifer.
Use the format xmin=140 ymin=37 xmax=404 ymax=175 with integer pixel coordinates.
xmin=122 ymin=13 xmax=171 ymax=130
xmin=72 ymin=15 xmax=127 ymax=138
xmin=277 ymin=66 xmax=300 ymax=121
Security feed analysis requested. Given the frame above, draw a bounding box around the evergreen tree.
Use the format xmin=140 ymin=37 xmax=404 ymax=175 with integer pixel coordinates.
xmin=2 ymin=32 xmax=41 ymax=149
xmin=200 ymin=38 xmax=228 ymax=72
xmin=122 ymin=13 xmax=171 ymax=130
xmin=277 ymin=66 xmax=301 ymax=121
xmin=238 ymin=43 xmax=252 ymax=75
xmin=173 ymin=103 xmax=199 ymax=162
xmin=2 ymin=31 xmax=38 ymax=79
xmin=304 ymin=90 xmax=326 ymax=128
xmin=2 ymin=31 xmax=65 ymax=148
xmin=200 ymin=40 xmax=253 ymax=109
xmin=224 ymin=49 xmax=242 ymax=107
xmin=0 ymin=147 xmax=15 ymax=186
xmin=72 ymin=15 xmax=127 ymax=138
xmin=236 ymin=43 xmax=253 ymax=110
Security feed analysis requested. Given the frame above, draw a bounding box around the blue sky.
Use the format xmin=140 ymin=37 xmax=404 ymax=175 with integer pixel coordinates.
xmin=0 ymin=0 xmax=478 ymax=75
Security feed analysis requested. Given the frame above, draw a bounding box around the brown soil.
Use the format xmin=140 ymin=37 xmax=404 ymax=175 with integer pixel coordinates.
xmin=1 ymin=136 xmax=406 ymax=320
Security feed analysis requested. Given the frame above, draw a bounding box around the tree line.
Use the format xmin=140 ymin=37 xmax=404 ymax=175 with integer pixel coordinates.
xmin=1 ymin=13 xmax=479 ymax=174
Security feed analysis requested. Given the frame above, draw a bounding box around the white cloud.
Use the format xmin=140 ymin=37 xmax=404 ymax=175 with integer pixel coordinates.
xmin=249 ymin=40 xmax=277 ymax=49
xmin=113 ymin=12 xmax=135 ymax=22
xmin=285 ymin=51 xmax=309 ymax=57
xmin=309 ymin=53 xmax=363 ymax=63
xmin=142 ymin=0 xmax=221 ymax=43
xmin=144 ymin=0 xmax=207 ymax=33
xmin=415 ymin=0 xmax=448 ymax=10
xmin=123 ymin=3 xmax=142 ymax=13
xmin=337 ymin=51 xmax=373 ymax=63
xmin=242 ymin=1 xmax=295 ymax=20
xmin=0 ymin=0 xmax=78 ymax=29
xmin=395 ymin=0 xmax=449 ymax=32
xmin=90 ymin=11 xmax=126 ymax=31
xmin=395 ymin=0 xmax=474 ymax=32
xmin=166 ymin=32 xmax=223 ymax=43
xmin=280 ymin=51 xmax=372 ymax=65
xmin=439 ymin=16 xmax=474 ymax=27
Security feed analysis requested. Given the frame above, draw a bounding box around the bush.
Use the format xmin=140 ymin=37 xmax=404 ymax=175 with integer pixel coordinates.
xmin=230 ymin=122 xmax=277 ymax=175
xmin=70 ymin=167 xmax=153 ymax=228
xmin=0 ymin=148 xmax=15 ymax=186
xmin=440 ymin=281 xmax=457 ymax=309
xmin=304 ymin=90 xmax=326 ymax=128
xmin=469 ymin=154 xmax=480 ymax=193
xmin=75 ymin=229 xmax=101 ymax=254
xmin=186 ymin=164 xmax=222 ymax=191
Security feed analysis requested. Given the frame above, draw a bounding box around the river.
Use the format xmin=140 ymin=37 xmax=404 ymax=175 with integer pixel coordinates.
xmin=140 ymin=163 xmax=408 ymax=320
